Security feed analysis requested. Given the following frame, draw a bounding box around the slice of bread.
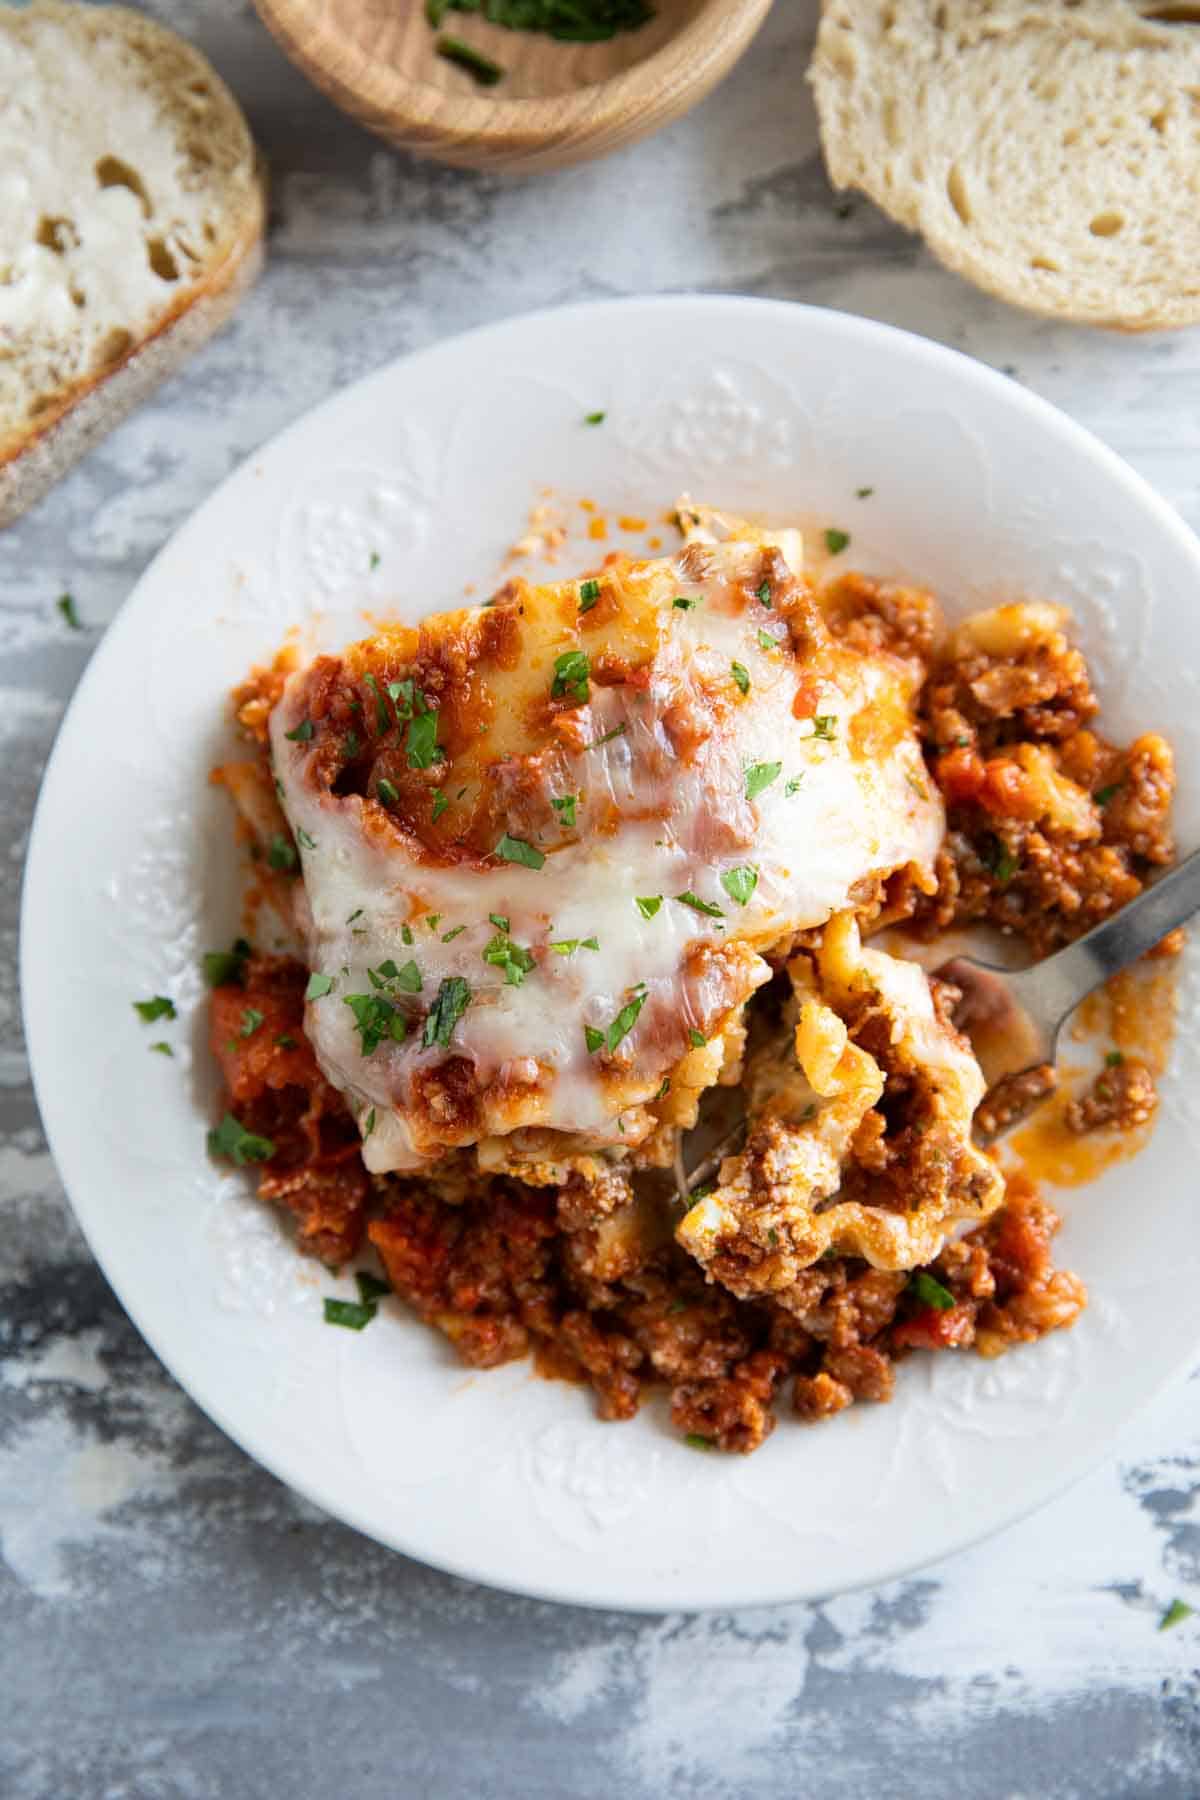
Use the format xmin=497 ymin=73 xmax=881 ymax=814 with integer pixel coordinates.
xmin=0 ymin=1 xmax=265 ymax=527
xmin=808 ymin=2 xmax=1200 ymax=331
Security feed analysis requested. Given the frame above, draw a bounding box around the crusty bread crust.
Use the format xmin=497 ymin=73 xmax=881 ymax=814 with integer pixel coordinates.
xmin=809 ymin=1 xmax=1200 ymax=333
xmin=0 ymin=180 xmax=265 ymax=529
xmin=0 ymin=2 xmax=266 ymax=526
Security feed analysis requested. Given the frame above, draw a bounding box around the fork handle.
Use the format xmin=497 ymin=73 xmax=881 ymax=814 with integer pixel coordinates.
xmin=1008 ymin=845 xmax=1200 ymax=1035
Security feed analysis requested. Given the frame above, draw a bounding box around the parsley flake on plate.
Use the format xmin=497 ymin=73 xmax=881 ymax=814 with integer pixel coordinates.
xmin=811 ymin=715 xmax=837 ymax=741
xmin=150 ymin=1041 xmax=173 ymax=1057
xmin=731 ymin=661 xmax=750 ymax=695
xmin=435 ymin=34 xmax=505 ymax=83
xmin=585 ymin=988 xmax=648 ymax=1056
xmin=57 ymin=592 xmax=82 ymax=629
xmin=203 ymin=939 xmax=251 ymax=989
xmin=238 ymin=1007 xmax=264 ymax=1038
xmin=345 ymin=992 xmax=407 ymax=1055
xmin=208 ymin=1113 xmax=275 ymax=1167
xmin=688 ymin=1028 xmax=706 ymax=1048
xmin=423 ymin=976 xmax=472 ymax=1048
xmin=744 ymin=761 xmax=782 ymax=801
xmin=635 ymin=896 xmax=662 ymax=919
xmin=305 ymin=972 xmax=335 ymax=1000
xmin=673 ymin=595 xmax=699 ymax=611
xmin=675 ymin=891 xmax=723 ymax=919
xmin=406 ymin=707 xmax=442 ymax=770
xmin=284 ymin=718 xmax=314 ymax=742
xmin=133 ymin=995 xmax=175 ymax=1023
xmin=824 ymin=528 xmax=850 ymax=555
xmin=910 ymin=1271 xmax=955 ymax=1311
xmin=552 ymin=794 xmax=578 ymax=828
xmin=755 ymin=581 xmax=772 ymax=607
xmin=495 ymin=832 xmax=545 ymax=870
xmin=578 ymin=578 xmax=602 ymax=611
xmin=720 ymin=866 xmax=758 ymax=907
xmin=323 ymin=1297 xmax=377 ymax=1331
xmin=584 ymin=410 xmax=606 ymax=426
xmin=551 ymin=649 xmax=590 ymax=704
xmin=267 ymin=832 xmax=299 ymax=872
xmin=431 ymin=791 xmax=450 ymax=822
xmin=483 ymin=932 xmax=536 ymax=986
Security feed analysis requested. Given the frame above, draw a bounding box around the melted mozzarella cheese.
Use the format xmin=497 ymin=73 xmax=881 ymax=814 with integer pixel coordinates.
xmin=271 ymin=530 xmax=943 ymax=1173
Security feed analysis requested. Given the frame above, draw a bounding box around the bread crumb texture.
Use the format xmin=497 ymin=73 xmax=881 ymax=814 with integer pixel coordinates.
xmin=809 ymin=1 xmax=1200 ymax=330
xmin=0 ymin=1 xmax=262 ymax=460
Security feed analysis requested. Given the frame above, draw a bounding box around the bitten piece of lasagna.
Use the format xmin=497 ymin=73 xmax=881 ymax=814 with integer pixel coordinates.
xmin=268 ymin=515 xmax=944 ymax=1176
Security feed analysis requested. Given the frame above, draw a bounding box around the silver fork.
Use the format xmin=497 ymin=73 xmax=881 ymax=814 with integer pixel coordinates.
xmin=938 ymin=846 xmax=1200 ymax=1116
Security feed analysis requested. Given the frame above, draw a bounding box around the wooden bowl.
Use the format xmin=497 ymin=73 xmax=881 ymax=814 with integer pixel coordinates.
xmin=251 ymin=0 xmax=774 ymax=173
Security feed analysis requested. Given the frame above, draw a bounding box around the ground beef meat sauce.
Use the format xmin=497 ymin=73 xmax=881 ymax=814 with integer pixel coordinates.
xmin=207 ymin=571 xmax=1174 ymax=1451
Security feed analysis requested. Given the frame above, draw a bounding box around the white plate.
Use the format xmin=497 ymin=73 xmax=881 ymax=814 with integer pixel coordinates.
xmin=22 ymin=298 xmax=1200 ymax=1612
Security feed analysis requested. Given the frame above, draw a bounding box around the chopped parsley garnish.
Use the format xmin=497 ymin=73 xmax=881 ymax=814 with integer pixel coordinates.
xmin=441 ymin=924 xmax=467 ymax=942
xmin=811 ymin=715 xmax=837 ymax=740
xmin=489 ymin=913 xmax=510 ymax=932
xmin=363 ymin=1108 xmax=376 ymax=1138
xmin=369 ymin=551 xmax=381 ymax=571
xmin=552 ymin=794 xmax=578 ymax=828
xmin=1160 ymin=1599 xmax=1193 ymax=1632
xmin=342 ymin=729 xmax=361 ymax=761
xmin=824 ymin=528 xmax=850 ymax=555
xmin=1095 ymin=780 xmax=1123 ymax=807
xmin=401 ymin=924 xmax=414 ymax=945
xmin=431 ymin=791 xmax=450 ymax=822
xmin=589 ymin=722 xmax=627 ymax=749
xmin=150 ymin=1041 xmax=172 ymax=1056
xmin=635 ymin=896 xmax=662 ymax=919
xmin=1106 ymin=1049 xmax=1124 ymax=1068
xmin=744 ymin=760 xmax=782 ymax=801
xmin=427 ymin=0 xmax=652 ymax=42
xmin=238 ymin=1007 xmax=264 ymax=1038
xmin=284 ymin=718 xmax=314 ymax=742
xmin=323 ymin=1297 xmax=377 ymax=1331
xmin=356 ymin=1270 xmax=390 ymax=1303
xmin=208 ymin=1113 xmax=275 ymax=1167
xmin=550 ymin=936 xmax=600 ymax=955
xmin=688 ymin=1028 xmax=706 ymax=1048
xmin=377 ymin=778 xmax=399 ymax=807
xmin=495 ymin=832 xmax=545 ymax=870
xmin=275 ymin=1034 xmax=297 ymax=1049
xmin=267 ymin=832 xmax=299 ymax=872
xmin=345 ymin=992 xmax=407 ymax=1055
xmin=756 ymin=630 xmax=775 ymax=651
xmin=406 ymin=707 xmax=442 ymax=770
xmin=305 ymin=972 xmax=335 ymax=1000
xmin=684 ymin=1433 xmax=713 ymax=1451
xmin=435 ymin=34 xmax=505 ymax=83
xmin=584 ymin=410 xmax=606 ymax=425
xmin=856 ymin=486 xmax=874 ymax=499
xmin=981 ymin=836 xmax=1020 ymax=885
xmin=755 ymin=581 xmax=772 ymax=607
xmin=396 ymin=960 xmax=423 ymax=992
xmin=295 ymin=826 xmax=317 ymax=851
xmin=673 ymin=595 xmax=699 ymax=611
xmin=675 ymin=891 xmax=723 ymax=919
xmin=585 ymin=987 xmax=648 ymax=1057
xmin=133 ymin=995 xmax=176 ymax=1023
xmin=203 ymin=939 xmax=251 ymax=988
xmin=57 ymin=592 xmax=82 ymax=629
xmin=364 ymin=672 xmax=392 ymax=734
xmin=425 ymin=915 xmax=443 ymax=932
xmin=389 ymin=679 xmax=416 ymax=720
xmin=578 ymin=578 xmax=602 ymax=610
xmin=423 ymin=975 xmax=472 ymax=1048
xmin=720 ymin=866 xmax=758 ymax=907
xmin=910 ymin=1271 xmax=955 ymax=1311
xmin=785 ymin=775 xmax=804 ymax=796
xmin=551 ymin=648 xmax=590 ymax=704
xmin=731 ymin=661 xmax=750 ymax=695
xmin=655 ymin=1077 xmax=671 ymax=1100
xmin=483 ymin=932 xmax=536 ymax=986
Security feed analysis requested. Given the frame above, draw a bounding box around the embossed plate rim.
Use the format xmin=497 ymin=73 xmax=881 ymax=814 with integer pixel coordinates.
xmin=21 ymin=296 xmax=1200 ymax=1611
